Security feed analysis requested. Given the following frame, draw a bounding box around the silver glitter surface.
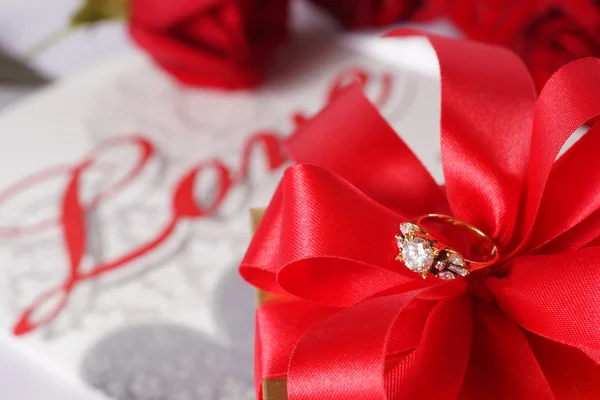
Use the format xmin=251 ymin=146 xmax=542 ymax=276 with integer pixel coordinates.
xmin=81 ymin=268 xmax=255 ymax=400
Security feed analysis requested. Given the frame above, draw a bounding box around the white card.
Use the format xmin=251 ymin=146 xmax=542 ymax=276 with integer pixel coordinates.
xmin=0 ymin=35 xmax=441 ymax=399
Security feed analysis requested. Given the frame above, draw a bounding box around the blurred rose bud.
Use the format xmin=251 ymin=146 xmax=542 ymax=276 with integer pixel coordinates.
xmin=309 ymin=0 xmax=426 ymax=29
xmin=129 ymin=0 xmax=290 ymax=89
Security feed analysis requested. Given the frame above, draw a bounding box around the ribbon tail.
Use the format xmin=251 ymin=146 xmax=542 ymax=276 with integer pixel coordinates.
xmin=287 ymin=291 xmax=421 ymax=400
xmin=458 ymin=302 xmax=555 ymax=400
xmin=488 ymin=248 xmax=600 ymax=352
xmin=525 ymin=331 xmax=600 ymax=399
xmin=385 ymin=296 xmax=472 ymax=400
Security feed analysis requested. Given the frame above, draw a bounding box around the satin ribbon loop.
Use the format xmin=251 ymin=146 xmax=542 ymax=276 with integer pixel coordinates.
xmin=385 ymin=29 xmax=537 ymax=248
xmin=240 ymin=183 xmax=287 ymax=295
xmin=529 ymin=122 xmax=600 ymax=251
xmin=275 ymin=164 xmax=436 ymax=307
xmin=514 ymin=57 xmax=600 ymax=253
xmin=284 ymin=84 xmax=448 ymax=217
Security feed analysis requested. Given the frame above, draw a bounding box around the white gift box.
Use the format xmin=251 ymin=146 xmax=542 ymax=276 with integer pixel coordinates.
xmin=0 ymin=20 xmax=452 ymax=399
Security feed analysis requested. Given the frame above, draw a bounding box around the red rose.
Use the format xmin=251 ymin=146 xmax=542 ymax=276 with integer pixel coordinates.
xmin=446 ymin=0 xmax=600 ymax=91
xmin=517 ymin=2 xmax=600 ymax=91
xmin=309 ymin=0 xmax=427 ymax=29
xmin=129 ymin=0 xmax=290 ymax=89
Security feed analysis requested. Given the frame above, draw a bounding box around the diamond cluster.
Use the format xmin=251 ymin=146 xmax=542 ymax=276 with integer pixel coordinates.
xmin=396 ymin=222 xmax=468 ymax=280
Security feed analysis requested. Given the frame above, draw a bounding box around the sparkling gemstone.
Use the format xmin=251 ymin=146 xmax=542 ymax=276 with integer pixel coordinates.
xmin=438 ymin=271 xmax=456 ymax=281
xmin=401 ymin=238 xmax=434 ymax=272
xmin=435 ymin=261 xmax=447 ymax=271
xmin=447 ymin=253 xmax=464 ymax=266
xmin=396 ymin=236 xmax=405 ymax=250
xmin=448 ymin=264 xmax=469 ymax=277
xmin=399 ymin=222 xmax=418 ymax=236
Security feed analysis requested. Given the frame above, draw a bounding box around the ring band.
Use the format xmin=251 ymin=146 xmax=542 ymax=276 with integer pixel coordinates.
xmin=395 ymin=214 xmax=499 ymax=280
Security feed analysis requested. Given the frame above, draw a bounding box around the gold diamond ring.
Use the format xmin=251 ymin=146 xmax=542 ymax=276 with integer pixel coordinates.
xmin=395 ymin=214 xmax=499 ymax=281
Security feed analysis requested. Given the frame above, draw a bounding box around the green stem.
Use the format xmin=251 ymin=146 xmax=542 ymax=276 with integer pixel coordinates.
xmin=23 ymin=26 xmax=76 ymax=62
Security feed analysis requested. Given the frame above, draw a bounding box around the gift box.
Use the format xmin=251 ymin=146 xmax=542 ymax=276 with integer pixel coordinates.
xmin=242 ymin=30 xmax=600 ymax=400
xmin=251 ymin=208 xmax=289 ymax=400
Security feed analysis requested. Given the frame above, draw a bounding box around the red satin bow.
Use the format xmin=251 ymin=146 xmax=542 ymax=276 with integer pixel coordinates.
xmin=240 ymin=30 xmax=600 ymax=400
